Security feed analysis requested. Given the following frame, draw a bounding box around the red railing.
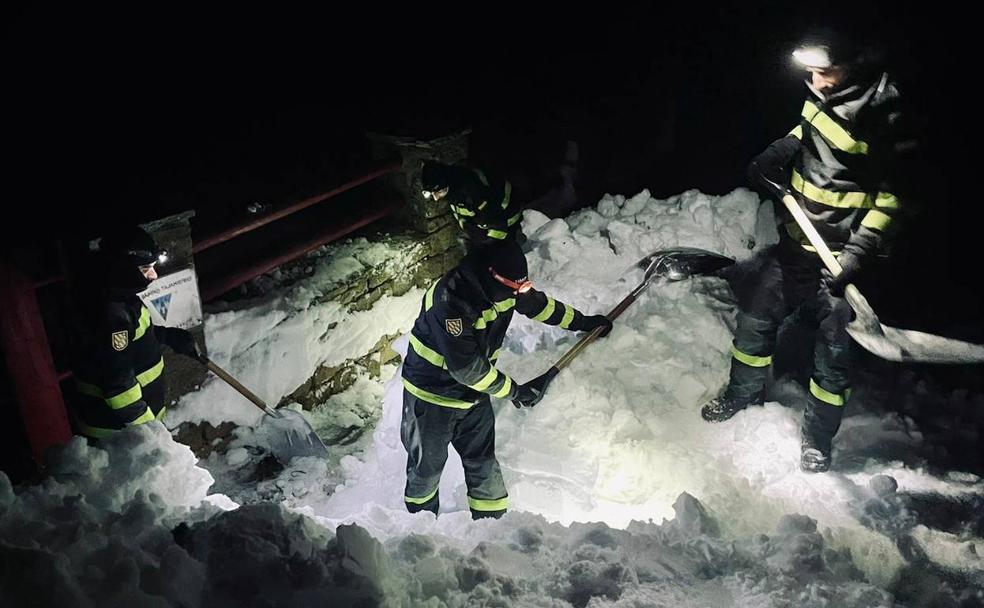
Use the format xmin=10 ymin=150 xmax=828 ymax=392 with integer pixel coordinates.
xmin=195 ymin=157 xmax=404 ymax=300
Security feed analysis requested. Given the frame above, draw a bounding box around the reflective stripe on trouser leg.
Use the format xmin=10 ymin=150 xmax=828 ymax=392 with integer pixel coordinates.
xmin=727 ymin=312 xmax=780 ymax=402
xmin=802 ymin=292 xmax=855 ymax=453
xmin=449 ymin=397 xmax=508 ymax=517
xmin=401 ymin=390 xmax=453 ymax=514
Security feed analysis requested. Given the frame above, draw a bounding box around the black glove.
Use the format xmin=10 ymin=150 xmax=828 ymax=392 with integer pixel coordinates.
xmin=579 ymin=314 xmax=613 ymax=337
xmin=512 ymin=382 xmax=545 ymax=409
xmin=746 ymin=135 xmax=800 ymax=195
xmin=821 ymin=251 xmax=862 ymax=297
xmin=165 ymin=328 xmax=203 ymax=360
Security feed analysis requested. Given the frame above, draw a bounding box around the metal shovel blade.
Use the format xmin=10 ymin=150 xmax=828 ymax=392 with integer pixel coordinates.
xmin=257 ymin=409 xmax=330 ymax=461
xmin=638 ymin=247 xmax=736 ymax=282
xmin=845 ymin=288 xmax=984 ymax=364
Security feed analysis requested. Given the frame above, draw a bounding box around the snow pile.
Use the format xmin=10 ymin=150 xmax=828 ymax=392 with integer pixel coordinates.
xmin=11 ymin=187 xmax=982 ymax=606
xmin=170 ymin=282 xmax=421 ymax=428
xmin=0 ymin=424 xmax=235 ymax=607
xmin=306 ymin=188 xmax=984 ymax=600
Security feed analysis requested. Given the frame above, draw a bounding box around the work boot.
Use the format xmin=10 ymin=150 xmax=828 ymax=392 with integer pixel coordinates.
xmin=700 ymin=394 xmax=762 ymax=422
xmin=800 ymin=440 xmax=831 ymax=473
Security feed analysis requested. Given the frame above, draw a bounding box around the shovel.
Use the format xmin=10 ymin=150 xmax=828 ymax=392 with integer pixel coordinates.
xmin=203 ymin=357 xmax=329 ymax=461
xmin=517 ymin=247 xmax=736 ymax=402
xmin=763 ymin=176 xmax=984 ymax=364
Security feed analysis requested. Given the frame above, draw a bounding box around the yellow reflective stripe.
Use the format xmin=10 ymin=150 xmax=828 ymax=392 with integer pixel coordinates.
xmin=492 ymin=376 xmax=513 ymax=398
xmin=106 ymin=384 xmax=143 ymax=409
xmin=559 ymin=304 xmax=576 ymax=329
xmin=861 ymin=209 xmax=893 ymax=231
xmin=791 ymin=170 xmax=873 ymax=208
xmin=789 ymin=125 xmax=803 ymax=139
xmin=130 ymin=407 xmax=156 ymax=425
xmin=731 ymin=345 xmax=773 ymax=368
xmin=468 ymin=368 xmax=499 ymax=391
xmin=506 ymin=212 xmax=522 ymax=227
xmin=451 ymin=205 xmax=475 ymax=217
xmin=490 ymin=348 xmax=502 ymax=361
xmin=801 ymin=100 xmax=820 ymax=120
xmin=501 ymin=181 xmax=512 ymax=209
xmin=78 ymin=420 xmax=116 ymax=439
xmin=424 ymin=281 xmax=438 ymax=311
xmin=134 ymin=307 xmax=151 ymax=340
xmin=533 ymin=297 xmax=556 ymax=322
xmin=493 ymin=298 xmax=515 ymax=312
xmin=409 ymin=334 xmax=446 ymax=368
xmin=804 ymin=101 xmax=868 ymax=154
xmin=402 ymin=378 xmax=475 ymax=409
xmin=405 ymin=486 xmax=439 ymax=505
xmin=477 ymin=200 xmax=488 ymax=211
xmin=487 ymin=229 xmax=508 ymax=240
xmin=135 ymin=357 xmax=164 ymax=387
xmin=468 ymin=495 xmax=509 ymax=511
xmin=473 ymin=307 xmax=500 ymax=329
xmin=875 ymin=192 xmax=900 ymax=210
xmin=156 ymin=406 xmax=167 ymax=421
xmin=810 ymin=379 xmax=849 ymax=407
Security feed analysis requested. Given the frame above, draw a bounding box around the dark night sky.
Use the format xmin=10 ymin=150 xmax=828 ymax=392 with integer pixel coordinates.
xmin=4 ymin=3 xmax=978 ymax=329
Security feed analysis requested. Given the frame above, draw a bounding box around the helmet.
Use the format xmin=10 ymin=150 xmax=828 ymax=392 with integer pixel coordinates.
xmin=792 ymin=25 xmax=885 ymax=74
xmin=421 ymin=161 xmax=451 ymax=193
xmin=97 ymin=226 xmax=166 ymax=291
xmin=465 ymin=240 xmax=530 ymax=299
xmin=792 ymin=27 xmax=861 ymax=69
xmin=100 ymin=226 xmax=162 ymax=266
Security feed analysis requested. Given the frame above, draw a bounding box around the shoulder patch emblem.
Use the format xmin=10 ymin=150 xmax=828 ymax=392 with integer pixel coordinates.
xmin=445 ymin=318 xmax=463 ymax=337
xmin=111 ymin=331 xmax=129 ymax=351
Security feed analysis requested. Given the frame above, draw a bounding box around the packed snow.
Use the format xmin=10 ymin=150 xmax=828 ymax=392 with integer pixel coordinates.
xmin=3 ymin=188 xmax=982 ymax=607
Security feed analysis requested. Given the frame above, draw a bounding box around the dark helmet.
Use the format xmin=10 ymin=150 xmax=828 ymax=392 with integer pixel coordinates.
xmin=98 ymin=226 xmax=164 ymax=290
xmin=100 ymin=226 xmax=161 ymax=266
xmin=421 ymin=161 xmax=452 ymax=193
xmin=464 ymin=240 xmax=530 ymax=300
xmin=793 ymin=25 xmax=886 ymax=76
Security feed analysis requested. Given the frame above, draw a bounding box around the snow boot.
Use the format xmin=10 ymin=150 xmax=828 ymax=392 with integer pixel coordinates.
xmin=800 ymin=443 xmax=831 ymax=473
xmin=700 ymin=395 xmax=762 ymax=423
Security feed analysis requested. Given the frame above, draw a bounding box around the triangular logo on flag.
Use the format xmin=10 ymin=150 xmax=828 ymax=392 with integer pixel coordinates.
xmin=151 ymin=294 xmax=173 ymax=321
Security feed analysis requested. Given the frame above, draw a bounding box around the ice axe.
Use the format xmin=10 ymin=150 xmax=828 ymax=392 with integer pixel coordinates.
xmin=201 ymin=357 xmax=329 ymax=461
xmin=515 ymin=248 xmax=736 ymax=405
xmin=762 ymin=176 xmax=984 ymax=364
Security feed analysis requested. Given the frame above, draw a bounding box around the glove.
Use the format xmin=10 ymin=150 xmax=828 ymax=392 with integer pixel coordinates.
xmin=580 ymin=314 xmax=613 ymax=337
xmin=511 ymin=383 xmax=545 ymax=409
xmin=821 ymin=250 xmax=862 ymax=297
xmin=746 ymin=135 xmax=800 ymax=195
xmin=166 ymin=328 xmax=204 ymax=361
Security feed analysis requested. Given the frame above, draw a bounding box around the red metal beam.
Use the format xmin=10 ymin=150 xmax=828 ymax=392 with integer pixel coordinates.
xmin=201 ymin=197 xmax=404 ymax=301
xmin=0 ymin=258 xmax=73 ymax=463
xmin=33 ymin=274 xmax=66 ymax=289
xmin=193 ymin=158 xmax=402 ymax=254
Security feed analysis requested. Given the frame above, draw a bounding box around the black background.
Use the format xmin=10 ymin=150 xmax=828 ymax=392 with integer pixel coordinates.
xmin=6 ymin=3 xmax=977 ymax=328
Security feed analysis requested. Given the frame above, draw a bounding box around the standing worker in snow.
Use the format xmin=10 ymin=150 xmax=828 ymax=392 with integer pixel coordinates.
xmin=420 ymin=161 xmax=524 ymax=247
xmin=70 ymin=226 xmax=202 ymax=439
xmin=700 ymin=28 xmax=910 ymax=472
xmin=400 ymin=239 xmax=613 ymax=518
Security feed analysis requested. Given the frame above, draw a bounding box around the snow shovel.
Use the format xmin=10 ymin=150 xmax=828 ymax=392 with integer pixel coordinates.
xmin=516 ymin=247 xmax=736 ymax=404
xmin=202 ymin=358 xmax=329 ymax=461
xmin=763 ymin=176 xmax=984 ymax=364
